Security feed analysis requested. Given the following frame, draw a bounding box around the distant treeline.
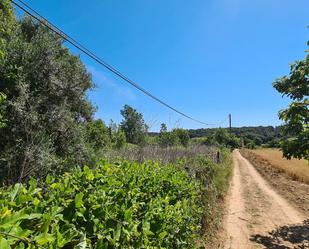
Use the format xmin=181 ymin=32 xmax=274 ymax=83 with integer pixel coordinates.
xmin=188 ymin=126 xmax=283 ymax=147
xmin=150 ymin=126 xmax=284 ymax=148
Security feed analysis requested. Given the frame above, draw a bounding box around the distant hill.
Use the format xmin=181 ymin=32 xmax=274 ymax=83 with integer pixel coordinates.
xmin=149 ymin=126 xmax=284 ymax=147
xmin=188 ymin=126 xmax=283 ymax=147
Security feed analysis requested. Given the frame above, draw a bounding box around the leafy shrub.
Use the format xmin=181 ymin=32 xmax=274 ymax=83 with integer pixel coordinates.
xmin=104 ymin=145 xmax=233 ymax=241
xmin=157 ymin=125 xmax=190 ymax=148
xmin=85 ymin=119 xmax=111 ymax=150
xmin=0 ymin=161 xmax=202 ymax=248
xmin=212 ymin=128 xmax=240 ymax=149
xmin=158 ymin=131 xmax=180 ymax=147
xmin=0 ymin=8 xmax=95 ymax=183
xmin=112 ymin=129 xmax=127 ymax=149
xmin=0 ymin=92 xmax=6 ymax=128
xmin=176 ymin=149 xmax=232 ymax=236
xmin=172 ymin=129 xmax=190 ymax=147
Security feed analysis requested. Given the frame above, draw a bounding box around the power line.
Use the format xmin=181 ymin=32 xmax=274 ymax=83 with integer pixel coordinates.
xmin=216 ymin=115 xmax=230 ymax=127
xmin=13 ymin=0 xmax=226 ymax=126
xmin=10 ymin=0 xmax=222 ymax=126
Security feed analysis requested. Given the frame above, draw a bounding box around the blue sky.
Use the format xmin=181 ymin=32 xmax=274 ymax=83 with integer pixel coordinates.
xmin=16 ymin=0 xmax=309 ymax=131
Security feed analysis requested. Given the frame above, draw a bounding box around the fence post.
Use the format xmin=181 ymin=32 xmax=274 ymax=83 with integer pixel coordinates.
xmin=216 ymin=151 xmax=220 ymax=163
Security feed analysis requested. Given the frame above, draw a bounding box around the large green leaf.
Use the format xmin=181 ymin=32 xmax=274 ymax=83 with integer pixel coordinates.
xmin=75 ymin=234 xmax=86 ymax=249
xmin=75 ymin=193 xmax=84 ymax=209
xmin=0 ymin=238 xmax=10 ymax=249
xmin=34 ymin=233 xmax=54 ymax=245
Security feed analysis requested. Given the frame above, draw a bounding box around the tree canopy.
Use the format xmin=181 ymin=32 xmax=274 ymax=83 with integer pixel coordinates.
xmin=273 ymin=41 xmax=309 ymax=160
xmin=187 ymin=126 xmax=282 ymax=148
xmin=0 ymin=92 xmax=6 ymax=128
xmin=273 ymin=42 xmax=309 ymax=160
xmin=120 ymin=105 xmax=148 ymax=145
xmin=0 ymin=1 xmax=96 ymax=183
xmin=85 ymin=119 xmax=110 ymax=150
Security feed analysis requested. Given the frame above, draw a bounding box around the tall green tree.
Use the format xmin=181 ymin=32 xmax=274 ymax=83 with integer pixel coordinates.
xmin=212 ymin=128 xmax=240 ymax=149
xmin=0 ymin=0 xmax=16 ymax=57
xmin=273 ymin=41 xmax=309 ymax=160
xmin=0 ymin=0 xmax=15 ymax=129
xmin=160 ymin=123 xmax=167 ymax=133
xmin=0 ymin=92 xmax=6 ymax=127
xmin=120 ymin=105 xmax=148 ymax=144
xmin=0 ymin=1 xmax=95 ymax=183
xmin=85 ymin=119 xmax=110 ymax=150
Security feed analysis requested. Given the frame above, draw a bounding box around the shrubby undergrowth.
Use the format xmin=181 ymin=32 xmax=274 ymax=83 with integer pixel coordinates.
xmin=0 ymin=160 xmax=203 ymax=249
xmin=0 ymin=147 xmax=232 ymax=248
xmin=105 ymin=145 xmax=233 ymax=239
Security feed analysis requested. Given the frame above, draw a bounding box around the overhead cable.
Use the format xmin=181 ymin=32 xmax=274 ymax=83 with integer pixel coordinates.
xmin=11 ymin=0 xmax=224 ymax=126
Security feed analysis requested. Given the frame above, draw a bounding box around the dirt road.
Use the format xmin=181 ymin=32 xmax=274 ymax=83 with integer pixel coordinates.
xmin=224 ymin=150 xmax=309 ymax=249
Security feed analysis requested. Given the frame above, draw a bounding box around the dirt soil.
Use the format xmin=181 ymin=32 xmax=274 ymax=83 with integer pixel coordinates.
xmin=240 ymin=149 xmax=309 ymax=217
xmin=222 ymin=150 xmax=309 ymax=249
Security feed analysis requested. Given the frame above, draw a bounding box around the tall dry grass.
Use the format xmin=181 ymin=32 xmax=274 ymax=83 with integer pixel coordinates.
xmin=104 ymin=145 xmax=218 ymax=164
xmin=245 ymin=149 xmax=309 ymax=184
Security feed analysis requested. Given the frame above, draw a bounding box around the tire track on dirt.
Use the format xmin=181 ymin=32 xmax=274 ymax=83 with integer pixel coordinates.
xmin=224 ymin=150 xmax=307 ymax=249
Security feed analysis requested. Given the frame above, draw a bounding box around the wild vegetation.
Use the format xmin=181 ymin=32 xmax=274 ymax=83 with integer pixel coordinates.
xmin=0 ymin=2 xmax=234 ymax=248
xmin=0 ymin=0 xmax=307 ymax=248
xmin=0 ymin=161 xmax=203 ymax=248
xmin=0 ymin=145 xmax=232 ymax=248
xmin=187 ymin=126 xmax=283 ymax=148
xmin=0 ymin=0 xmax=96 ymax=184
xmin=273 ymin=41 xmax=309 ymax=160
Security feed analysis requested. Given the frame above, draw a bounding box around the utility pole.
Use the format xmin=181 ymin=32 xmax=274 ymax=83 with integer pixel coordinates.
xmin=229 ymin=114 xmax=232 ymax=133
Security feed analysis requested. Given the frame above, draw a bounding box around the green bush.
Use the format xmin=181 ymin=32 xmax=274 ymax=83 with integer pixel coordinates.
xmin=85 ymin=119 xmax=111 ymax=150
xmin=0 ymin=12 xmax=96 ymax=183
xmin=0 ymin=161 xmax=202 ymax=248
xmin=172 ymin=129 xmax=190 ymax=147
xmin=210 ymin=149 xmax=233 ymax=198
xmin=175 ymin=149 xmax=232 ymax=242
xmin=0 ymin=92 xmax=6 ymax=128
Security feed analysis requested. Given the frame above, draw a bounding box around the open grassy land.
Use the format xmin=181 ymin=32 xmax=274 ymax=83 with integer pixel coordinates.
xmin=247 ymin=148 xmax=309 ymax=184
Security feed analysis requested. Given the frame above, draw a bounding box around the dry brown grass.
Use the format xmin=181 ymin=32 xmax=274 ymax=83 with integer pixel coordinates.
xmin=246 ymin=148 xmax=309 ymax=184
xmin=104 ymin=145 xmax=217 ymax=164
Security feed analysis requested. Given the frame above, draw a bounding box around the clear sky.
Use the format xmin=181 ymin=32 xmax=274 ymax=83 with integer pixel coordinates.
xmin=16 ymin=0 xmax=309 ymax=131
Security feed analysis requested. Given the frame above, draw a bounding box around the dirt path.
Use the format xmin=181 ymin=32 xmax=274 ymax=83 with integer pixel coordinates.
xmin=224 ymin=150 xmax=308 ymax=249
